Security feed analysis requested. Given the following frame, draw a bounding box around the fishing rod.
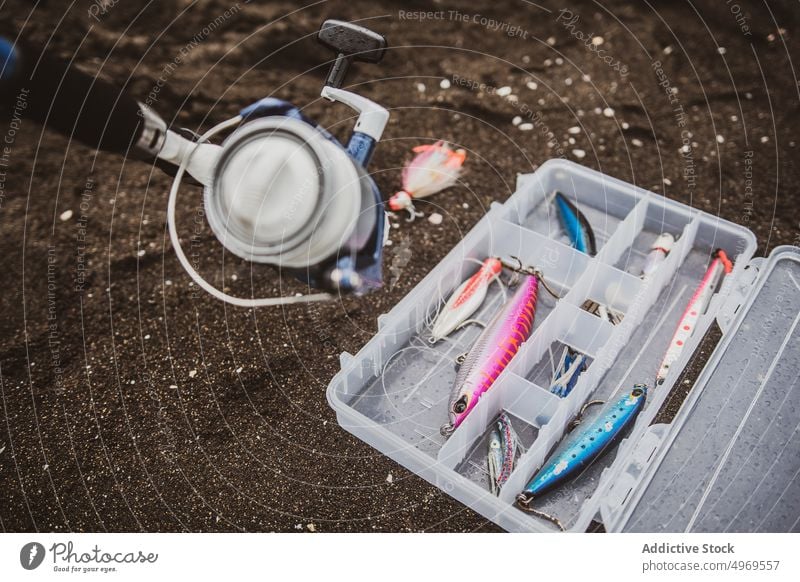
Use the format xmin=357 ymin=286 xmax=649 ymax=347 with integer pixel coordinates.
xmin=0 ymin=20 xmax=391 ymax=307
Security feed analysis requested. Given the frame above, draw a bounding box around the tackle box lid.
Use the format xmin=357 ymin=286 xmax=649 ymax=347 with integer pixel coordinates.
xmin=606 ymin=245 xmax=800 ymax=533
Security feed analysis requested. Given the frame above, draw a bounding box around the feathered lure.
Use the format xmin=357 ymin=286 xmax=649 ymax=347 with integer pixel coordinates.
xmin=389 ymin=141 xmax=466 ymax=220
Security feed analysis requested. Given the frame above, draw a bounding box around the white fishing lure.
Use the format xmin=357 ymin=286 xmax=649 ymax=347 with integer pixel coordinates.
xmin=389 ymin=141 xmax=466 ymax=220
xmin=641 ymin=233 xmax=675 ymax=279
xmin=429 ymin=257 xmax=502 ymax=343
xmin=656 ymin=249 xmax=732 ymax=385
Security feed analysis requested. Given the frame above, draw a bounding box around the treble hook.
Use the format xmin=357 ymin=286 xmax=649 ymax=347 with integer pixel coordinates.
xmin=497 ymin=256 xmax=562 ymax=299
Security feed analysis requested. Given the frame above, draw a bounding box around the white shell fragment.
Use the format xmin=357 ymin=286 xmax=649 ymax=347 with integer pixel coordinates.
xmin=428 ymin=212 xmax=443 ymax=225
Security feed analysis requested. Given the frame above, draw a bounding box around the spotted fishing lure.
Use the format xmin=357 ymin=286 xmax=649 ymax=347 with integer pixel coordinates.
xmin=641 ymin=233 xmax=675 ymax=279
xmin=441 ymin=273 xmax=539 ymax=436
xmin=517 ymin=384 xmax=647 ymax=508
xmin=553 ymin=191 xmax=597 ymax=256
xmin=549 ymin=347 xmax=587 ymax=398
xmin=656 ymin=249 xmax=733 ymax=386
xmin=430 ymin=258 xmax=503 ymax=344
xmin=389 ymin=141 xmax=466 ymax=220
xmin=487 ymin=412 xmax=520 ymax=495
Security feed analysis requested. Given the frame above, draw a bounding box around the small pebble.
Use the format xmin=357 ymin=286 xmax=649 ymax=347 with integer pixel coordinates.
xmin=439 ymin=78 xmax=451 ymax=89
xmin=632 ymin=138 xmax=644 ymax=147
xmin=427 ymin=212 xmax=443 ymax=225
xmin=512 ymin=116 xmax=522 ymax=126
xmin=622 ymin=122 xmax=630 ymax=130
xmin=572 ymin=149 xmax=586 ymax=159
xmin=564 ymin=77 xmax=573 ymax=86
xmin=760 ymin=136 xmax=769 ymax=143
xmin=568 ymin=137 xmax=576 ymax=145
xmin=593 ymin=107 xmax=602 ymax=115
xmin=137 ymin=250 xmax=146 ymax=257
xmin=663 ymin=178 xmax=672 ymax=186
xmin=581 ymin=74 xmax=591 ymax=82
xmin=526 ymin=81 xmax=538 ymax=90
xmin=568 ymin=126 xmax=581 ymax=134
xmin=59 ymin=209 xmax=73 ymax=221
xmin=497 ymin=86 xmax=512 ymax=97
xmin=236 ymin=367 xmax=243 ymax=374
xmin=386 ymin=472 xmax=393 ymax=484
xmin=416 ymin=82 xmax=426 ymax=93
xmin=544 ymin=59 xmax=553 ymax=67
xmin=169 ymin=385 xmax=178 ymax=389
xmin=144 ymin=334 xmax=150 ymax=340
xmin=663 ymin=45 xmax=674 ymax=55
xmin=307 ymin=523 xmax=317 ymax=532
xmin=546 ymin=36 xmax=556 ymax=46
xmin=462 ymin=203 xmax=469 ymax=209
xmin=716 ymin=135 xmax=725 ymax=144
xmin=591 ymin=36 xmax=604 ymax=46
xmin=189 ymin=370 xmax=197 ymax=378
xmin=518 ymin=123 xmax=534 ymax=131
xmin=555 ymin=57 xmax=564 ymax=65
xmin=603 ymin=107 xmax=615 ymax=118
xmin=717 ymin=47 xmax=727 ymax=55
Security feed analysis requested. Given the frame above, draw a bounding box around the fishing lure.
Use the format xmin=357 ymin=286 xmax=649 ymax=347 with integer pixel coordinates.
xmin=641 ymin=233 xmax=675 ymax=279
xmin=517 ymin=384 xmax=647 ymax=508
xmin=656 ymin=249 xmax=733 ymax=386
xmin=429 ymin=258 xmax=503 ymax=344
xmin=441 ymin=271 xmax=539 ymax=436
xmin=549 ymin=347 xmax=587 ymax=398
xmin=553 ymin=191 xmax=597 ymax=256
xmin=389 ymin=141 xmax=467 ymax=220
xmin=487 ymin=412 xmax=520 ymax=495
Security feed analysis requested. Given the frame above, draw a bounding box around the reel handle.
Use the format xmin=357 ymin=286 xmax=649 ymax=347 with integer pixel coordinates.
xmin=317 ymin=19 xmax=387 ymax=88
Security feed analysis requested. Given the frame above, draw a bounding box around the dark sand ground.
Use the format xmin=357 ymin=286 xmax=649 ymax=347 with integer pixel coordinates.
xmin=1 ymin=0 xmax=798 ymax=532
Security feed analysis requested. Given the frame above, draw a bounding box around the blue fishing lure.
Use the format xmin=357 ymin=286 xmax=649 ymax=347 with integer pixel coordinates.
xmin=553 ymin=191 xmax=597 ymax=256
xmin=517 ymin=384 xmax=647 ymax=508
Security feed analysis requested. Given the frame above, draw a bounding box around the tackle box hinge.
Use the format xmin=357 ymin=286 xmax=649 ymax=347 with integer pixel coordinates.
xmin=600 ymin=424 xmax=668 ymax=527
xmin=339 ymin=351 xmax=355 ymax=368
xmin=515 ymin=171 xmax=536 ymax=190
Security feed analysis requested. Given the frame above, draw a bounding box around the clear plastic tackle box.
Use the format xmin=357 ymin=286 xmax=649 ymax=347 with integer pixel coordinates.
xmin=326 ymin=159 xmax=800 ymax=532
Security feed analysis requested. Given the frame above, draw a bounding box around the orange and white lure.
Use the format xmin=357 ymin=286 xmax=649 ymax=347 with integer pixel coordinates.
xmin=656 ymin=249 xmax=733 ymax=386
xmin=389 ymin=141 xmax=466 ymax=221
xmin=429 ymin=258 xmax=503 ymax=344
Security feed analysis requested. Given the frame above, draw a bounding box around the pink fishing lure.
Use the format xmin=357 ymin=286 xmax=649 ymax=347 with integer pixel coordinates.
xmin=656 ymin=249 xmax=733 ymax=385
xmin=441 ymin=274 xmax=538 ymax=435
xmin=389 ymin=141 xmax=466 ymax=220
